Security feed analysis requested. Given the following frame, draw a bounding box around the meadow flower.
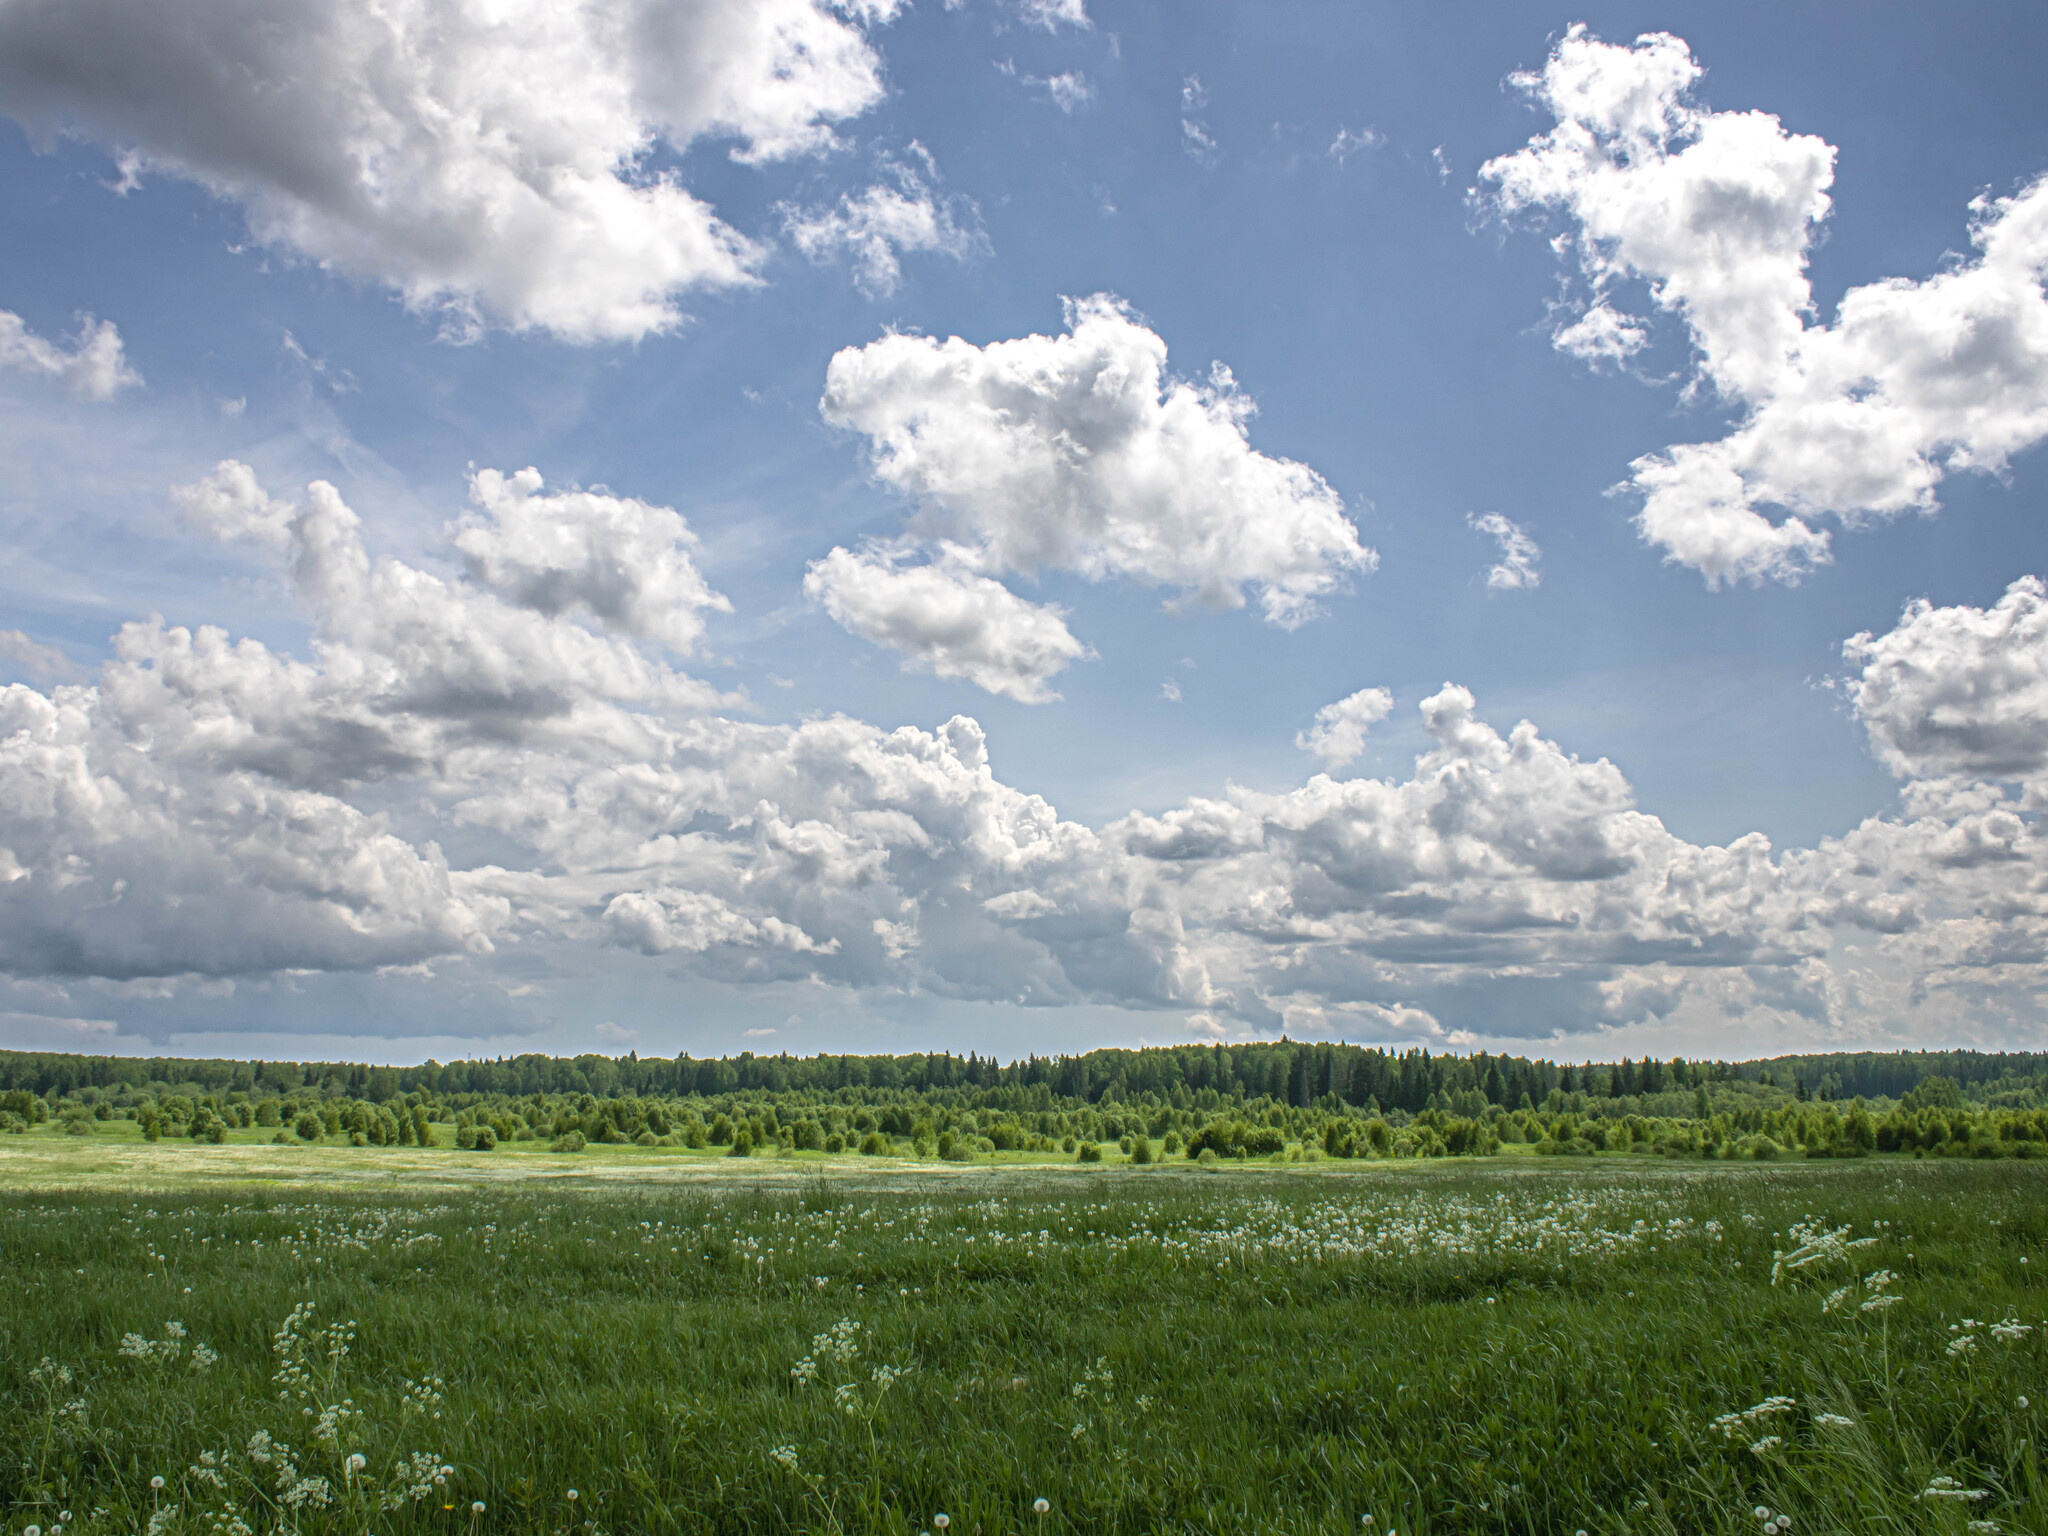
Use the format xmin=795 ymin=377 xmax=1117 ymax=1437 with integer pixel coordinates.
xmin=1919 ymin=1477 xmax=1990 ymax=1501
xmin=1033 ymin=1498 xmax=1050 ymax=1514
xmin=768 ymin=1445 xmax=799 ymax=1471
xmin=1813 ymin=1413 xmax=1853 ymax=1427
xmin=1750 ymin=1435 xmax=1783 ymax=1453
xmin=1989 ymin=1319 xmax=2031 ymax=1341
xmin=151 ymin=1477 xmax=165 ymax=1490
xmin=934 ymin=1514 xmax=950 ymax=1529
xmin=472 ymin=1501 xmax=486 ymax=1514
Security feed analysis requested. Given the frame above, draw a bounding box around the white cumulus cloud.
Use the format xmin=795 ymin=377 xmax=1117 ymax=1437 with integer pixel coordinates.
xmin=818 ymin=294 xmax=1374 ymax=693
xmin=453 ymin=468 xmax=729 ymax=653
xmin=803 ymin=545 xmax=1089 ymax=702
xmin=17 ymin=451 xmax=2048 ymax=1042
xmin=0 ymin=0 xmax=903 ymax=342
xmin=1295 ymin=687 xmax=1393 ymax=769
xmin=1481 ymin=25 xmax=2048 ymax=586
xmin=1844 ymin=576 xmax=2048 ymax=790
xmin=0 ymin=310 xmax=139 ymax=399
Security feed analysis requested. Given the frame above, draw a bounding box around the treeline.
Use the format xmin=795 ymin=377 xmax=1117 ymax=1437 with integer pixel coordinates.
xmin=8 ymin=1078 xmax=2046 ymax=1165
xmin=5 ymin=1041 xmax=2043 ymax=1112
xmin=3 ymin=1042 xmax=2047 ymax=1164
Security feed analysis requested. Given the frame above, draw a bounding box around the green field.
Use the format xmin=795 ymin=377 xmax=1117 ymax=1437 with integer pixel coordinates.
xmin=2 ymin=1137 xmax=2042 ymax=1536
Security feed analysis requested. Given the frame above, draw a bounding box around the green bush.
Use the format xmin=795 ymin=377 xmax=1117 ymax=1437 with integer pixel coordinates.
xmin=294 ymin=1112 xmax=321 ymax=1142
xmin=550 ymin=1130 xmax=586 ymax=1152
xmin=859 ymin=1131 xmax=888 ymax=1156
xmin=1077 ymin=1142 xmax=1103 ymax=1163
xmin=472 ymin=1125 xmax=497 ymax=1151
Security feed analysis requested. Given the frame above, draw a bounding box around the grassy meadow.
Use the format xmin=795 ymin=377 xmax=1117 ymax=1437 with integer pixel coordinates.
xmin=2 ymin=1132 xmax=2043 ymax=1536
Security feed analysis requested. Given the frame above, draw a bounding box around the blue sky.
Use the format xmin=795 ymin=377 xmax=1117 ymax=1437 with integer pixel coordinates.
xmin=1 ymin=0 xmax=2046 ymax=1065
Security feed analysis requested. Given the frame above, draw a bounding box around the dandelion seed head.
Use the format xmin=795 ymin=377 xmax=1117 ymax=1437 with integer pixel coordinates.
xmin=1033 ymin=1498 xmax=1050 ymax=1514
xmin=151 ymin=1477 xmax=166 ymax=1490
xmin=566 ymin=1490 xmax=577 ymax=1502
xmin=934 ymin=1515 xmax=950 ymax=1529
xmin=472 ymin=1502 xmax=486 ymax=1514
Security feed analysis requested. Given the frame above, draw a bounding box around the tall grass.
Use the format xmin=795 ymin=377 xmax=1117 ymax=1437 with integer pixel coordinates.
xmin=3 ymin=1158 xmax=2042 ymax=1534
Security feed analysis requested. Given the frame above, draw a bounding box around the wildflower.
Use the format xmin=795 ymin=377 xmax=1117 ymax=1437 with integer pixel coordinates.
xmin=1754 ymin=1507 xmax=1771 ymax=1521
xmin=1814 ymin=1413 xmax=1854 ymax=1427
xmin=472 ymin=1502 xmax=486 ymax=1514
xmin=346 ymin=1453 xmax=367 ymax=1474
xmin=1919 ymin=1477 xmax=1990 ymax=1501
xmin=1751 ymin=1435 xmax=1783 ymax=1453
xmin=26 ymin=1526 xmax=41 ymax=1536
xmin=151 ymin=1477 xmax=166 ymax=1490
xmin=566 ymin=1490 xmax=578 ymax=1502
xmin=1989 ymin=1319 xmax=2031 ymax=1341
xmin=1947 ymin=1335 xmax=1978 ymax=1356
xmin=934 ymin=1516 xmax=951 ymax=1530
xmin=2020 ymin=1395 xmax=2030 ymax=1408
xmin=1968 ymin=1522 xmax=2002 ymax=1534
xmin=768 ymin=1445 xmax=799 ymax=1472
xmin=1034 ymin=1498 xmax=1051 ymax=1514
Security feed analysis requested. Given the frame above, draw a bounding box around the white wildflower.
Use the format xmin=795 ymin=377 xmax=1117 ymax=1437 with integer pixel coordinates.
xmin=1919 ymin=1477 xmax=1990 ymax=1501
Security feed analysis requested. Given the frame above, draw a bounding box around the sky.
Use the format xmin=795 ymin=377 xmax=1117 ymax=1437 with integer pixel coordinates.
xmin=1 ymin=0 xmax=2047 ymax=1067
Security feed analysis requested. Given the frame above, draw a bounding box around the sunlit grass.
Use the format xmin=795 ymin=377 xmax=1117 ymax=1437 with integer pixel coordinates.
xmin=3 ymin=1148 xmax=2042 ymax=1534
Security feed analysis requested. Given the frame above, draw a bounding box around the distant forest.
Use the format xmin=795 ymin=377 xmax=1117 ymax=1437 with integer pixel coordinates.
xmin=2 ymin=1040 xmax=2042 ymax=1111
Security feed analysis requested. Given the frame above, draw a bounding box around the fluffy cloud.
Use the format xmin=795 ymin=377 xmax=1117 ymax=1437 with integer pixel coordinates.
xmin=803 ymin=546 xmax=1089 ymax=702
xmin=783 ymin=151 xmax=987 ymax=298
xmin=453 ymin=468 xmax=729 ymax=653
xmin=0 ymin=310 xmax=139 ymax=399
xmin=1295 ymin=687 xmax=1392 ymax=769
xmin=172 ymin=459 xmax=295 ymax=549
xmin=816 ymin=295 xmax=1374 ymax=688
xmin=1482 ymin=26 xmax=2048 ymax=585
xmin=16 ymin=453 xmax=2048 ymax=1041
xmin=1844 ymin=576 xmax=2048 ymax=789
xmin=0 ymin=0 xmax=902 ymax=342
xmin=1469 ymin=512 xmax=1541 ymax=590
